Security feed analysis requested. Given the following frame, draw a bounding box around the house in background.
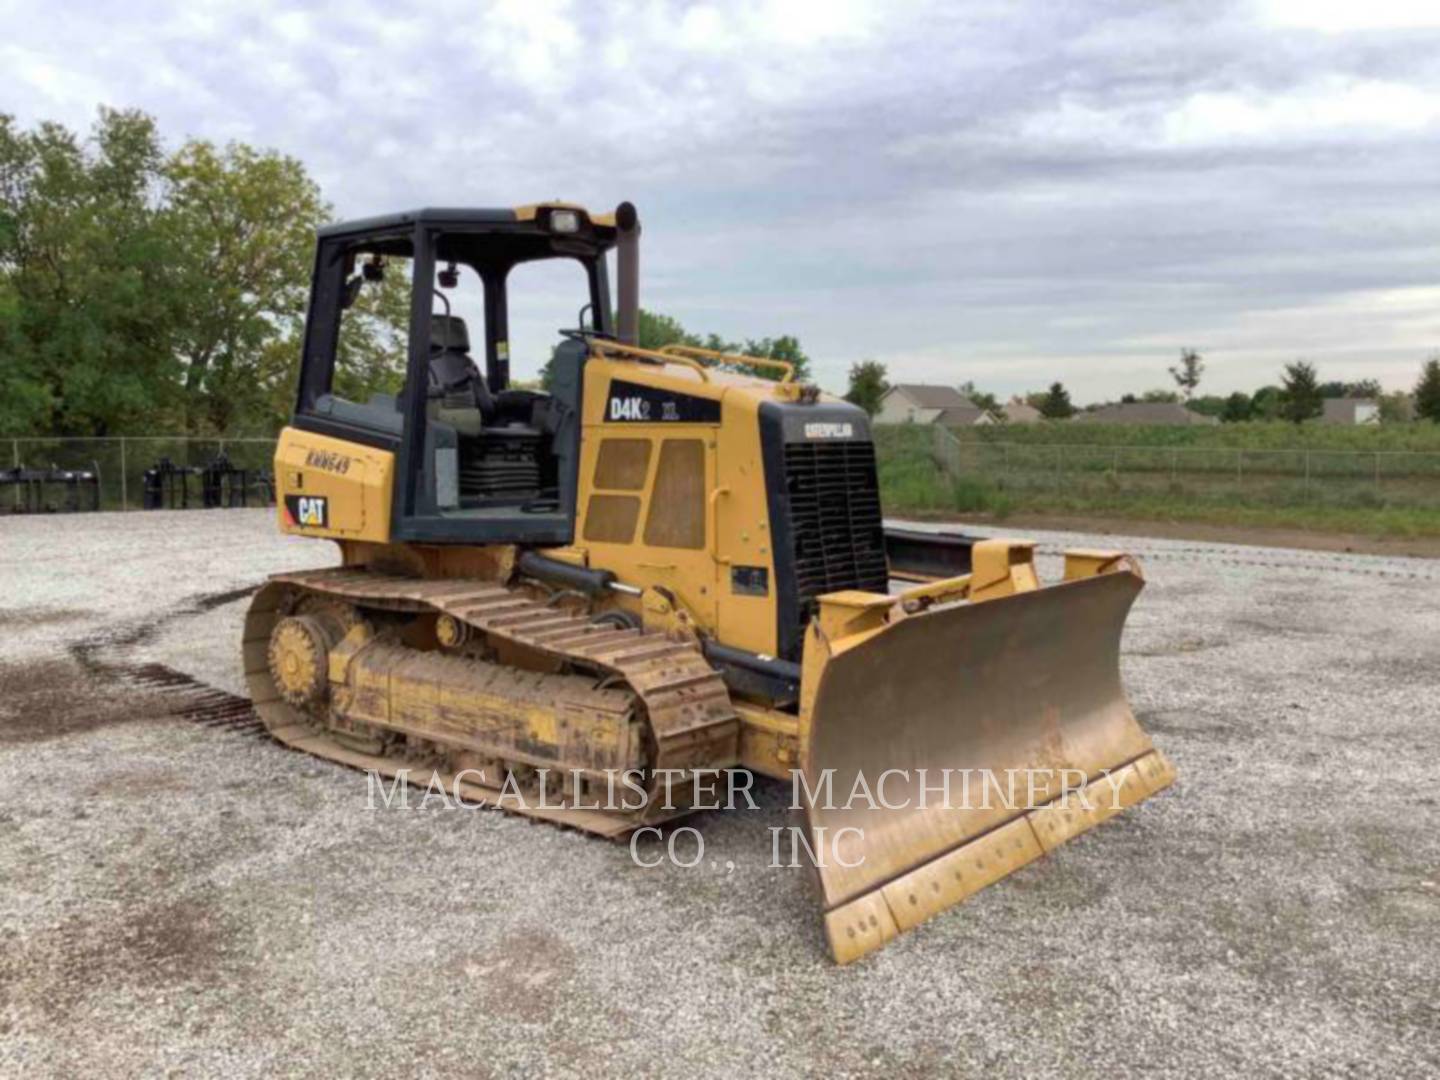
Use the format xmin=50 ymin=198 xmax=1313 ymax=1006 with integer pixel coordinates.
xmin=875 ymin=384 xmax=975 ymax=424
xmin=1076 ymin=401 xmax=1219 ymax=425
xmin=1002 ymin=397 xmax=1042 ymax=424
xmin=1321 ymin=398 xmax=1380 ymax=425
xmin=933 ymin=404 xmax=994 ymax=427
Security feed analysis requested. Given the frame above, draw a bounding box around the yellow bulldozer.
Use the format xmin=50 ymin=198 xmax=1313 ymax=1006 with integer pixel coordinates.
xmin=245 ymin=201 xmax=1174 ymax=963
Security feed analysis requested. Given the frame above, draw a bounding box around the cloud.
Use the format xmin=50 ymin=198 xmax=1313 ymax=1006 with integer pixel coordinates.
xmin=1161 ymin=79 xmax=1440 ymax=144
xmin=5 ymin=0 xmax=1440 ymax=399
xmin=1260 ymin=0 xmax=1440 ymax=33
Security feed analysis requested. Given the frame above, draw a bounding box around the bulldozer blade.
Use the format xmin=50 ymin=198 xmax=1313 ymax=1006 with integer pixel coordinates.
xmin=800 ymin=570 xmax=1175 ymax=964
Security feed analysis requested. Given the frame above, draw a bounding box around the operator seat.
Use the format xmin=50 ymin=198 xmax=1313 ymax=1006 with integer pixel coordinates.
xmin=428 ymin=314 xmax=495 ymax=436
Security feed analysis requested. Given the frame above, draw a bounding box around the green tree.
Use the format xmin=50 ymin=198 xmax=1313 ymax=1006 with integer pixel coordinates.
xmin=0 ymin=274 xmax=49 ymax=435
xmin=0 ymin=108 xmax=183 ymax=436
xmin=1279 ymin=361 xmax=1323 ymax=423
xmin=1415 ymin=356 xmax=1440 ymax=422
xmin=539 ymin=346 xmax=560 ymax=393
xmin=1142 ymin=388 xmax=1180 ymax=403
xmin=625 ymin=310 xmax=812 ymax=381
xmin=844 ymin=360 xmax=888 ymax=416
xmin=332 ymin=261 xmax=412 ymax=411
xmin=1342 ymin=378 xmax=1382 ymax=400
xmin=1168 ymin=348 xmax=1204 ymax=400
xmin=1378 ymin=390 xmax=1412 ymax=423
xmin=637 ymin=308 xmax=699 ymax=350
xmin=970 ymin=390 xmax=1000 ymax=419
xmin=165 ymin=139 xmax=331 ymax=433
xmin=958 ymin=380 xmax=1000 ymax=419
xmin=1220 ymin=391 xmax=1252 ymax=422
xmin=1250 ymin=385 xmax=1283 ymax=420
xmin=1039 ymin=382 xmax=1074 ymax=419
xmin=1188 ymin=394 xmax=1227 ymax=417
xmin=546 ymin=306 xmax=692 ymax=390
xmin=0 ymin=108 xmax=391 ymax=437
xmin=554 ymin=307 xmax=813 ymax=389
xmin=734 ymin=334 xmax=811 ymax=383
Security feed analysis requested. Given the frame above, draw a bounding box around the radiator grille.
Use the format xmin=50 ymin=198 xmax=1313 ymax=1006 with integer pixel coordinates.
xmin=783 ymin=440 xmax=888 ymax=636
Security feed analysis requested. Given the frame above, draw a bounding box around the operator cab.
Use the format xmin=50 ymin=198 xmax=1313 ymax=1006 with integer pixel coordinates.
xmin=291 ymin=204 xmax=632 ymax=544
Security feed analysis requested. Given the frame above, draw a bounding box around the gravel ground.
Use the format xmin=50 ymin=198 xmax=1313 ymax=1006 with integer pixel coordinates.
xmin=1 ymin=509 xmax=1437 ymax=1077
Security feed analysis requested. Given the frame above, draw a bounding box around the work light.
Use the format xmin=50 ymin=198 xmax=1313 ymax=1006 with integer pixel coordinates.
xmin=549 ymin=209 xmax=580 ymax=233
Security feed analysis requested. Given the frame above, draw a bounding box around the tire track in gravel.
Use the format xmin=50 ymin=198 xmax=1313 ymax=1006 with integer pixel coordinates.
xmin=63 ymin=584 xmax=270 ymax=740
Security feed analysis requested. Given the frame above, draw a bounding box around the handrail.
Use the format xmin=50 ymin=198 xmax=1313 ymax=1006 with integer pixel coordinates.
xmin=708 ymin=485 xmax=731 ymax=564
xmin=659 ymin=344 xmax=795 ymax=383
xmin=586 ymin=339 xmax=710 ymax=382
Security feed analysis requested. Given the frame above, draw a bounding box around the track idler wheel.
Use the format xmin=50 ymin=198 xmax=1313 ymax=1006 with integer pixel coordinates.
xmin=267 ymin=611 xmax=348 ymax=711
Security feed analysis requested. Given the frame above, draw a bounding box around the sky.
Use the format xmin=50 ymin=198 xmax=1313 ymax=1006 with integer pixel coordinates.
xmin=4 ymin=0 xmax=1440 ymax=401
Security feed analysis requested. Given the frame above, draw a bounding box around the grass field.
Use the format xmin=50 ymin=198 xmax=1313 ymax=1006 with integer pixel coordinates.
xmin=942 ymin=419 xmax=1440 ymax=451
xmin=876 ymin=423 xmax=1440 ymax=538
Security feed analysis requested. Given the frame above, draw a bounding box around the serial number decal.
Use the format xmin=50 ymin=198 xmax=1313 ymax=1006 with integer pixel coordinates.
xmin=305 ymin=449 xmax=352 ymax=474
xmin=804 ymin=422 xmax=854 ymax=439
xmin=284 ymin=494 xmax=329 ymax=528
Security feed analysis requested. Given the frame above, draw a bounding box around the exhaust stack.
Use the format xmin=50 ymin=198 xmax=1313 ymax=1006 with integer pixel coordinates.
xmin=615 ymin=201 xmax=640 ymax=345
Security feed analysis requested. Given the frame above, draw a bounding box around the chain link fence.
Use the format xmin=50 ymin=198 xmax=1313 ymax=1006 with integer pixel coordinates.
xmin=3 ymin=436 xmax=278 ymax=513
xmin=10 ymin=429 xmax=1440 ymax=515
xmin=931 ymin=426 xmax=1440 ymax=512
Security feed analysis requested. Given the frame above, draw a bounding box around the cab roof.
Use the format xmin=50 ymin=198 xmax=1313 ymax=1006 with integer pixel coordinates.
xmin=318 ymin=203 xmax=618 ymax=240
